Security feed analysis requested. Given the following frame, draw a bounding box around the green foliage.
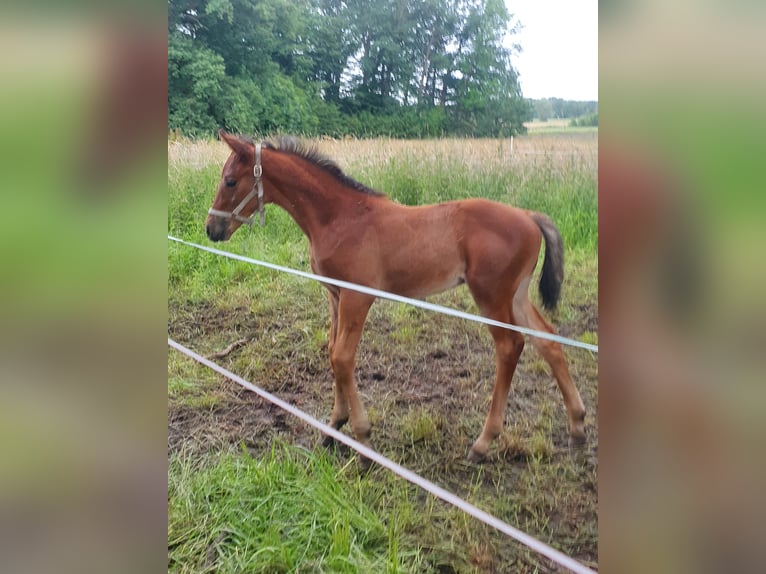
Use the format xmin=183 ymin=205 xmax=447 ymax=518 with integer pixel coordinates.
xmin=168 ymin=35 xmax=227 ymax=136
xmin=570 ymin=112 xmax=598 ymax=127
xmin=530 ymin=98 xmax=597 ymax=121
xmin=168 ymin=0 xmax=535 ymax=138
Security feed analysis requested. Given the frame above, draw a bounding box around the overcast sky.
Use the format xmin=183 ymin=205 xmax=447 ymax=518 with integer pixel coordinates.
xmin=506 ymin=0 xmax=598 ymax=101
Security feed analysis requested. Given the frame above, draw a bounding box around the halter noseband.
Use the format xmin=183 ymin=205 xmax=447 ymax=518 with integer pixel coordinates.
xmin=208 ymin=142 xmax=264 ymax=227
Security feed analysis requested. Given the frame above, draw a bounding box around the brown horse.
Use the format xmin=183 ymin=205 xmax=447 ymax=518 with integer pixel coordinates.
xmin=206 ymin=131 xmax=586 ymax=462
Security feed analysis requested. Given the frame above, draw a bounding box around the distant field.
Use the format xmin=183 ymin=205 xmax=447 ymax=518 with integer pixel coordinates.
xmin=169 ymin=130 xmax=597 ymax=169
xmin=524 ymin=119 xmax=597 ymax=134
xmin=168 ymin=133 xmax=598 ymax=573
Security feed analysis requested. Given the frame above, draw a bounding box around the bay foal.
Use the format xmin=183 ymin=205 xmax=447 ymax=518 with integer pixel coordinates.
xmin=206 ymin=132 xmax=586 ymax=461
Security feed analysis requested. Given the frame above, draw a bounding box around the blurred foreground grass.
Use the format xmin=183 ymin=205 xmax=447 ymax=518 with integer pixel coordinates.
xmin=0 ymin=12 xmax=168 ymax=574
xmin=599 ymin=2 xmax=766 ymax=573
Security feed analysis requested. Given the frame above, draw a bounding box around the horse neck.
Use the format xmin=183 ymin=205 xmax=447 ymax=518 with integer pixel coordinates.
xmin=262 ymin=151 xmax=361 ymax=241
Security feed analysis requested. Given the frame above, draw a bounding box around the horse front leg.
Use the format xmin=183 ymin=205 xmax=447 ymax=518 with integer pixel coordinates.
xmin=325 ymin=290 xmax=375 ymax=462
xmin=322 ymin=289 xmax=350 ymax=446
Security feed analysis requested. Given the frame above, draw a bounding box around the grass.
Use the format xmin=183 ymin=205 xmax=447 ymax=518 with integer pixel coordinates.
xmin=169 ymin=444 xmax=402 ymax=573
xmin=168 ymin=133 xmax=598 ymax=573
xmin=169 ymin=442 xmax=596 ymax=573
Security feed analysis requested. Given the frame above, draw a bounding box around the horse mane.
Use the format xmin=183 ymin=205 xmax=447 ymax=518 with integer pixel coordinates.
xmin=262 ymin=136 xmax=385 ymax=197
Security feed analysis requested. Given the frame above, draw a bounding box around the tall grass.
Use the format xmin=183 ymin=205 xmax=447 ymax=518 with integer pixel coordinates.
xmin=169 ymin=444 xmax=414 ymax=573
xmin=168 ymin=134 xmax=597 ymax=304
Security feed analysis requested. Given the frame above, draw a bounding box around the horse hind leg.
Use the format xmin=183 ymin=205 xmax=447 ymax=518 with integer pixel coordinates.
xmin=512 ymin=277 xmax=587 ymax=447
xmin=465 ymin=278 xmax=526 ymax=462
xmin=468 ymin=322 xmax=525 ymax=462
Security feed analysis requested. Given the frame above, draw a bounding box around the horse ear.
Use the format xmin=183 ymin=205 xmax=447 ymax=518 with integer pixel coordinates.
xmin=219 ymin=130 xmax=253 ymax=160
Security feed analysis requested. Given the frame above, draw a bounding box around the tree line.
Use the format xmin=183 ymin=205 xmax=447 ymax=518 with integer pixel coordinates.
xmin=169 ymin=0 xmax=535 ymax=138
xmin=530 ymin=97 xmax=598 ymax=122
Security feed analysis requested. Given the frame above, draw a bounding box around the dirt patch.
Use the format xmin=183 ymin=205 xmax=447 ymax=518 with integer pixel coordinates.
xmin=169 ymin=300 xmax=597 ymax=460
xmin=168 ymin=300 xmax=264 ymax=344
xmin=169 ymin=383 xmax=315 ymax=455
xmin=557 ymin=301 xmax=598 ymax=339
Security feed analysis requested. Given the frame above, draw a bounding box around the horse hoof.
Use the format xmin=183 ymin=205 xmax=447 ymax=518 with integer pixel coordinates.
xmin=466 ymin=447 xmax=487 ymax=464
xmin=320 ymin=434 xmax=336 ymax=449
xmin=568 ymin=434 xmax=586 ymax=450
xmin=568 ymin=435 xmax=587 ymax=460
xmin=357 ymin=454 xmax=373 ymax=473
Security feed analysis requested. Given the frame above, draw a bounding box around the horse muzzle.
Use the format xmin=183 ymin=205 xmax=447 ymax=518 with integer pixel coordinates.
xmin=205 ymin=216 xmax=230 ymax=242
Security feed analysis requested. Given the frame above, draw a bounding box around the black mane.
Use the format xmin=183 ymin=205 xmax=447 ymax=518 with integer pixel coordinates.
xmin=262 ymin=136 xmax=384 ymax=197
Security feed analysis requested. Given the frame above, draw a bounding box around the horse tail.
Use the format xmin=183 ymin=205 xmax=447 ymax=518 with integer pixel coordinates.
xmin=529 ymin=212 xmax=564 ymax=311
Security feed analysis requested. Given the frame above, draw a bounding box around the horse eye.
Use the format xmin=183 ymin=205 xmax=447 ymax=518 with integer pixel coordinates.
xmin=225 ymin=180 xmax=236 ymax=188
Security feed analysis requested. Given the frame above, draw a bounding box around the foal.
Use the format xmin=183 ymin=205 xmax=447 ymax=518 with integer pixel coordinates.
xmin=206 ymin=131 xmax=586 ymax=461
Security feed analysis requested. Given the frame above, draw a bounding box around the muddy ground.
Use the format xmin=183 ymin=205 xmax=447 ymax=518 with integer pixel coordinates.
xmin=168 ymin=295 xmax=598 ymax=570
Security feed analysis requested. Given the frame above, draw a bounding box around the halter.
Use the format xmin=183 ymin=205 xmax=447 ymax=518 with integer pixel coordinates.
xmin=208 ymin=142 xmax=264 ymax=227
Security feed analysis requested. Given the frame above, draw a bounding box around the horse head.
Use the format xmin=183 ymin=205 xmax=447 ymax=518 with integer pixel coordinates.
xmin=206 ymin=130 xmax=262 ymax=241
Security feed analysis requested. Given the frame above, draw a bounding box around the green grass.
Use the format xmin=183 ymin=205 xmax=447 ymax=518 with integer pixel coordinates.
xmin=168 ymin=444 xmax=403 ymax=573
xmin=168 ymin=135 xmax=598 ymax=573
xmin=169 ymin=442 xmax=597 ymax=573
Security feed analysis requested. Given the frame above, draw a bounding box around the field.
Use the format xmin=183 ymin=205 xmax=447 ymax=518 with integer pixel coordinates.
xmin=524 ymin=119 xmax=596 ymax=135
xmin=168 ymin=132 xmax=598 ymax=573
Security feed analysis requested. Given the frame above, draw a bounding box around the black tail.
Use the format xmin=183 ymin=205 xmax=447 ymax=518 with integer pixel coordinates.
xmin=529 ymin=213 xmax=564 ymax=311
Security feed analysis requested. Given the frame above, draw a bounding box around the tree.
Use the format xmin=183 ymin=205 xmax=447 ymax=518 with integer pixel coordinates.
xmin=306 ymin=0 xmax=355 ymax=103
xmin=168 ymin=34 xmax=227 ymax=136
xmin=168 ymin=0 xmax=533 ymax=137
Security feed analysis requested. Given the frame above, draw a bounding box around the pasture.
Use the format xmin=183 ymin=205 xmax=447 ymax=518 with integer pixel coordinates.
xmin=168 ymin=133 xmax=598 ymax=573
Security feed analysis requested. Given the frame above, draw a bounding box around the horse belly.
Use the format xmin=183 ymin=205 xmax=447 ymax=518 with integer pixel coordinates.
xmin=383 ymin=251 xmax=465 ymax=299
xmin=377 ymin=202 xmax=466 ymax=298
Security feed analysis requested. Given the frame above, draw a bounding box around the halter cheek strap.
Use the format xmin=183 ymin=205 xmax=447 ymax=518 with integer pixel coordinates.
xmin=208 ymin=142 xmax=265 ymax=227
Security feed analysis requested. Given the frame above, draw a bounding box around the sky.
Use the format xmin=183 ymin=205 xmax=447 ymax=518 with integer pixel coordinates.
xmin=505 ymin=0 xmax=598 ymax=101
